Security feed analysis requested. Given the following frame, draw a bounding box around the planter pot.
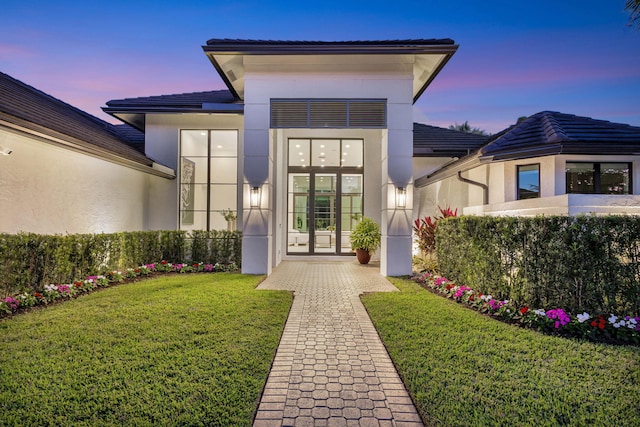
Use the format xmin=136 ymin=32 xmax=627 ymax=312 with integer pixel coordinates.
xmin=226 ymin=219 xmax=236 ymax=231
xmin=356 ymin=248 xmax=371 ymax=264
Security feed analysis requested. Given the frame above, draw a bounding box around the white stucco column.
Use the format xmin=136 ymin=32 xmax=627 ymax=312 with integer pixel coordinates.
xmin=241 ymin=100 xmax=272 ymax=275
xmin=380 ymin=100 xmax=413 ymax=277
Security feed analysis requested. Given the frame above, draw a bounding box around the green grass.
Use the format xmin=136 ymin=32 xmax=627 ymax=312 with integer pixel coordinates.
xmin=0 ymin=274 xmax=292 ymax=426
xmin=362 ymin=278 xmax=640 ymax=427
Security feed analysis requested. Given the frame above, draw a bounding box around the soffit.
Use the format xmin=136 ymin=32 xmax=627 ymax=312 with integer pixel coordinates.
xmin=203 ymin=39 xmax=457 ymax=103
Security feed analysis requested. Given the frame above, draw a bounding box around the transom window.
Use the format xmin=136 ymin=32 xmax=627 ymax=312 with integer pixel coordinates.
xmin=288 ymin=139 xmax=363 ymax=168
xmin=566 ymin=162 xmax=631 ymax=194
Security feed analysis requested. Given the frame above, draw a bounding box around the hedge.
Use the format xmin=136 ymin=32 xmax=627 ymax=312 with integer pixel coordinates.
xmin=436 ymin=216 xmax=640 ymax=315
xmin=0 ymin=230 xmax=241 ymax=297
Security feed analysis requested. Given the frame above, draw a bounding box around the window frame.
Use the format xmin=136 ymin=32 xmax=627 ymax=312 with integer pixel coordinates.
xmin=565 ymin=161 xmax=632 ymax=195
xmin=517 ymin=163 xmax=540 ymax=200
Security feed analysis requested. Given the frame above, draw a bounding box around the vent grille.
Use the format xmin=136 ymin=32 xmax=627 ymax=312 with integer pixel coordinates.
xmin=271 ymin=99 xmax=386 ymax=128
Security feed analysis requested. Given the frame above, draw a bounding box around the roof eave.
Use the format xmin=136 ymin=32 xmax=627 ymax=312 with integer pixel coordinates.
xmin=413 ymin=47 xmax=457 ymax=104
xmin=0 ymin=115 xmax=175 ymax=179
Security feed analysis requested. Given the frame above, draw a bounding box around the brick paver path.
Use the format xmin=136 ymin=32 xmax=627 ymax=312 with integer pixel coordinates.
xmin=254 ymin=260 xmax=423 ymax=427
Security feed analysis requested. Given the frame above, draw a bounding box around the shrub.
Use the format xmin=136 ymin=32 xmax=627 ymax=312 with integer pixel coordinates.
xmin=413 ymin=206 xmax=457 ymax=255
xmin=437 ymin=215 xmax=640 ymax=315
xmin=0 ymin=230 xmax=242 ymax=297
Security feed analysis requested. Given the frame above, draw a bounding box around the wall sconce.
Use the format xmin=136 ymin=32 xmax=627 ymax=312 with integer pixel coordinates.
xmin=0 ymin=146 xmax=12 ymax=156
xmin=250 ymin=186 xmax=261 ymax=208
xmin=396 ymin=186 xmax=406 ymax=208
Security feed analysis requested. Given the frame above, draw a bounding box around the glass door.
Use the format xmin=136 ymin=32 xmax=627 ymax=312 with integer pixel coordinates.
xmin=287 ymin=138 xmax=363 ymax=255
xmin=313 ymin=174 xmax=337 ymax=253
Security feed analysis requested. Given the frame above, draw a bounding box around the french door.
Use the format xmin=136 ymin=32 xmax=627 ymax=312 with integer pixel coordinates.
xmin=287 ymin=171 xmax=363 ymax=255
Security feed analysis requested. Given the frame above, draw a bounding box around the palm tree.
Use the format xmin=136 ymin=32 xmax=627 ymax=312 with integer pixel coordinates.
xmin=448 ymin=121 xmax=488 ymax=135
xmin=626 ymin=0 xmax=640 ymax=28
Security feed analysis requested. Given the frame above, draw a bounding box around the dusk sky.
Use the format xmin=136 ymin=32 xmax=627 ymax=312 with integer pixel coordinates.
xmin=1 ymin=0 xmax=638 ymax=134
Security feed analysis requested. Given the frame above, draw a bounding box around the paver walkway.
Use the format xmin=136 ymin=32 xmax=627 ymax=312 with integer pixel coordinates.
xmin=254 ymin=260 xmax=423 ymax=427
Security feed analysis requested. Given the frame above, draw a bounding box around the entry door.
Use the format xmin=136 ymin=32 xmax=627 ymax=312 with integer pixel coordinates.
xmin=313 ymin=174 xmax=337 ymax=253
xmin=287 ymin=172 xmax=363 ymax=255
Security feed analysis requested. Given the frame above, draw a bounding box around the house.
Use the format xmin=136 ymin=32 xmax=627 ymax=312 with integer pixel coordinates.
xmin=4 ymin=38 xmax=639 ymax=277
xmin=102 ymin=38 xmax=463 ymax=275
xmin=415 ymin=111 xmax=640 ymax=219
xmin=0 ymin=71 xmax=175 ymax=235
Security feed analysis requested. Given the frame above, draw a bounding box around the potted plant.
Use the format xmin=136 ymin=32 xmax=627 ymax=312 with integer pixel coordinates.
xmin=350 ymin=216 xmax=381 ymax=264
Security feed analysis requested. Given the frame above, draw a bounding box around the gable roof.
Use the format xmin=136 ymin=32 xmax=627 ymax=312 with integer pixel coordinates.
xmin=480 ymin=111 xmax=640 ymax=161
xmin=103 ymin=89 xmax=241 ymax=130
xmin=203 ymin=38 xmax=457 ymax=102
xmin=413 ymin=122 xmax=488 ymax=157
xmin=0 ymin=71 xmax=172 ymax=177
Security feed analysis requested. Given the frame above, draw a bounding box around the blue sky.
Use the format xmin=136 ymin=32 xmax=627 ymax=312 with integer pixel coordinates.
xmin=1 ymin=0 xmax=638 ymax=133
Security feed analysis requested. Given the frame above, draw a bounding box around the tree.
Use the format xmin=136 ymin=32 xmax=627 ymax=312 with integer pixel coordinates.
xmin=626 ymin=0 xmax=640 ymax=28
xmin=448 ymin=121 xmax=488 ymax=135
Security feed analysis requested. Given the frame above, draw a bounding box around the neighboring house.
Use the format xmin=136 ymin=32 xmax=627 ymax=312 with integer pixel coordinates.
xmin=103 ymin=38 xmax=461 ymax=275
xmin=415 ymin=111 xmax=640 ymax=219
xmin=0 ymin=71 xmax=175 ymax=234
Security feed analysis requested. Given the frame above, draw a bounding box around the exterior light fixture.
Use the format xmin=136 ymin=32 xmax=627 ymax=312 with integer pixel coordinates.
xmin=396 ymin=186 xmax=406 ymax=208
xmin=250 ymin=186 xmax=261 ymax=208
xmin=0 ymin=146 xmax=12 ymax=156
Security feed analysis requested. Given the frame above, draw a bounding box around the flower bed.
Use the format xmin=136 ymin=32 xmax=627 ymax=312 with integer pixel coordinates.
xmin=1 ymin=261 xmax=238 ymax=318
xmin=413 ymin=272 xmax=640 ymax=345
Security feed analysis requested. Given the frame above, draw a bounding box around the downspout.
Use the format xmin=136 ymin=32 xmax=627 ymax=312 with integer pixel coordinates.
xmin=457 ymin=171 xmax=489 ymax=205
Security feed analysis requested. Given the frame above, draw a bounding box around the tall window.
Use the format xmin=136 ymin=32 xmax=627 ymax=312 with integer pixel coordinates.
xmin=517 ymin=164 xmax=540 ymax=200
xmin=566 ymin=162 xmax=631 ymax=194
xmin=180 ymin=130 xmax=238 ymax=230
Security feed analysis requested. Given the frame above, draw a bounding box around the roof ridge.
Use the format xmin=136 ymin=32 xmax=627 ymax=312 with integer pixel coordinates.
xmin=539 ymin=111 xmax=569 ymax=143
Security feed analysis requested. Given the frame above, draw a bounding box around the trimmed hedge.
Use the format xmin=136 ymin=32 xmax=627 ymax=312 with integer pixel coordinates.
xmin=437 ymin=216 xmax=640 ymax=315
xmin=0 ymin=230 xmax=241 ymax=296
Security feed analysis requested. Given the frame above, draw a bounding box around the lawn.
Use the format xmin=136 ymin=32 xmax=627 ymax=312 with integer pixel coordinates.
xmin=362 ymin=278 xmax=640 ymax=427
xmin=0 ymin=273 xmax=292 ymax=426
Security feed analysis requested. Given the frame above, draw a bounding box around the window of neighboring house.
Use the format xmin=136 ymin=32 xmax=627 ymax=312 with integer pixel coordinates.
xmin=565 ymin=162 xmax=631 ymax=194
xmin=179 ymin=130 xmax=238 ymax=231
xmin=517 ymin=164 xmax=540 ymax=200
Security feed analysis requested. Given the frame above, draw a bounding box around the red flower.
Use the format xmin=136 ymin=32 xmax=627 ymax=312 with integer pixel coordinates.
xmin=34 ymin=292 xmax=43 ymax=298
xmin=598 ymin=323 xmax=605 ymax=330
xmin=468 ymin=294 xmax=475 ymax=301
xmin=193 ymin=263 xmax=199 ymax=267
xmin=161 ymin=260 xmax=168 ymax=265
xmin=446 ymin=284 xmax=455 ymax=290
xmin=519 ymin=307 xmax=529 ymax=315
xmin=590 ymin=320 xmax=597 ymax=327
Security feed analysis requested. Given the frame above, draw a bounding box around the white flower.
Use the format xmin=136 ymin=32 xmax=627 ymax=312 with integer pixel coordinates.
xmin=577 ymin=312 xmax=590 ymax=323
xmin=627 ymin=318 xmax=637 ymax=325
xmin=613 ymin=322 xmax=622 ymax=329
xmin=44 ymin=284 xmax=58 ymax=292
xmin=608 ymin=315 xmax=618 ymax=324
xmin=534 ymin=309 xmax=546 ymax=316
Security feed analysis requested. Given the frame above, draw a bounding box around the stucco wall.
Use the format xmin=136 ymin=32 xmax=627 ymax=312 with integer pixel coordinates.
xmin=0 ymin=129 xmax=174 ymax=234
xmin=417 ymin=154 xmax=640 ymax=219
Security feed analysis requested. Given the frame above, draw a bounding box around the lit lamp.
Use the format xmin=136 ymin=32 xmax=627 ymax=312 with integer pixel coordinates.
xmin=250 ymin=186 xmax=261 ymax=208
xmin=396 ymin=186 xmax=406 ymax=208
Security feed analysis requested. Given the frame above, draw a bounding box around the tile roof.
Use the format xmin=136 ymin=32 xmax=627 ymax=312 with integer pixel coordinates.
xmin=103 ymin=90 xmax=241 ymax=130
xmin=105 ymin=90 xmax=237 ymax=109
xmin=0 ymin=71 xmax=154 ymax=167
xmin=413 ymin=123 xmax=488 ymax=157
xmin=205 ymin=38 xmax=456 ymax=48
xmin=480 ymin=111 xmax=640 ymax=161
